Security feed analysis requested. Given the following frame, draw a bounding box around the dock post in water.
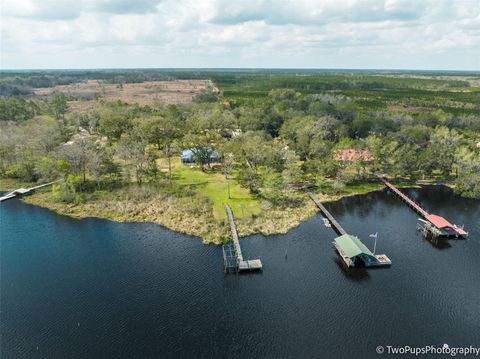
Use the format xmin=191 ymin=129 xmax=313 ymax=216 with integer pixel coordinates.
xmin=222 ymin=204 xmax=262 ymax=273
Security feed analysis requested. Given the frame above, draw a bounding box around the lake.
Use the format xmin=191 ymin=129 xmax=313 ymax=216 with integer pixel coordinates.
xmin=1 ymin=186 xmax=479 ymax=358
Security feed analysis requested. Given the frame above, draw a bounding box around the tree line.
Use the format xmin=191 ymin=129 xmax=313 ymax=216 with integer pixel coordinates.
xmin=1 ymin=88 xmax=479 ymax=202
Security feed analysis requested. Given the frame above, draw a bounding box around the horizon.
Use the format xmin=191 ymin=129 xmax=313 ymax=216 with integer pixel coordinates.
xmin=1 ymin=67 xmax=479 ymax=73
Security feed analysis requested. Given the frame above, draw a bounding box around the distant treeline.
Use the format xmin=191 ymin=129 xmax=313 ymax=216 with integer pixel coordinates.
xmin=1 ymin=69 xmax=476 ymax=98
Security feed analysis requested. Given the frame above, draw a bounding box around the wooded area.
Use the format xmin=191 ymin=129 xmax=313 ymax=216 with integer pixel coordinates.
xmin=1 ymin=70 xmax=479 ymax=242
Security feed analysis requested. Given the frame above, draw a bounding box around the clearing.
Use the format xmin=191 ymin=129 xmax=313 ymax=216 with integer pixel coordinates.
xmin=162 ymin=158 xmax=262 ymax=220
xmin=34 ymin=79 xmax=210 ymax=110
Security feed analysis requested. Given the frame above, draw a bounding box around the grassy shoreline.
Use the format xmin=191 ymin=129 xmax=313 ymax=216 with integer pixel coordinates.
xmin=0 ymin=177 xmax=452 ymax=244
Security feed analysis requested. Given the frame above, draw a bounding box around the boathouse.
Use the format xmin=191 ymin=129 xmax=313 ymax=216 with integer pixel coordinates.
xmin=334 ymin=234 xmax=376 ymax=267
xmin=380 ymin=177 xmax=468 ymax=238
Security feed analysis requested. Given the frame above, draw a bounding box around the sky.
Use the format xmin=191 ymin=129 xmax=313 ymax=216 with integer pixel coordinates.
xmin=1 ymin=0 xmax=479 ymax=70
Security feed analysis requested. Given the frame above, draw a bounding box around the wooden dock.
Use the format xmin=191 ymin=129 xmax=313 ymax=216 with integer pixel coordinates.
xmin=309 ymin=192 xmax=391 ymax=268
xmin=223 ymin=204 xmax=262 ymax=273
xmin=307 ymin=192 xmax=346 ymax=235
xmin=379 ymin=178 xmax=429 ymax=217
xmin=380 ymin=177 xmax=467 ymax=238
xmin=0 ymin=180 xmax=61 ymax=202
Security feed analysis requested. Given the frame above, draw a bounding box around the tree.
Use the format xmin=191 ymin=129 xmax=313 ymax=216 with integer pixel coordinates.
xmin=454 ymin=146 xmax=480 ymax=198
xmin=142 ymin=115 xmax=181 ymax=180
xmin=193 ymin=88 xmax=219 ymax=103
xmin=259 ymin=167 xmax=283 ymax=202
xmin=99 ymin=113 xmax=131 ymax=141
xmin=86 ymin=145 xmax=117 ymax=188
xmin=282 ymin=149 xmax=302 ymax=194
xmin=60 ymin=137 xmax=88 ymax=186
xmin=426 ymin=127 xmax=462 ymax=176
xmin=117 ymin=127 xmax=156 ymax=185
xmin=50 ymin=92 xmax=68 ymax=121
xmin=230 ymin=132 xmax=283 ymax=192
xmin=223 ymin=153 xmax=234 ymax=199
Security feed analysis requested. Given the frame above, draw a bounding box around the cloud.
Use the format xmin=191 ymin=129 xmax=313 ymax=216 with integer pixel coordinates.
xmin=208 ymin=0 xmax=427 ymax=26
xmin=1 ymin=0 xmax=82 ymax=20
xmin=1 ymin=0 xmax=163 ymax=20
xmin=1 ymin=0 xmax=479 ymax=70
xmin=86 ymin=0 xmax=162 ymax=14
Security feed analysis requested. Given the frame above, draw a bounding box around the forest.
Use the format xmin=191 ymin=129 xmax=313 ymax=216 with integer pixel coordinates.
xmin=1 ymin=70 xmax=479 ymax=242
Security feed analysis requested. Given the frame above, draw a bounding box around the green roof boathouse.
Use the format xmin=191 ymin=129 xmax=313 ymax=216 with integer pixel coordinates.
xmin=333 ymin=234 xmax=391 ymax=268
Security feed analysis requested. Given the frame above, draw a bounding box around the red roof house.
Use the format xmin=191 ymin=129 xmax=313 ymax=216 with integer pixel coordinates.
xmin=335 ymin=149 xmax=374 ymax=162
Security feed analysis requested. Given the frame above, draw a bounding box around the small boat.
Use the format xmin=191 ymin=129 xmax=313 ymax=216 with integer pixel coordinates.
xmin=323 ymin=218 xmax=331 ymax=227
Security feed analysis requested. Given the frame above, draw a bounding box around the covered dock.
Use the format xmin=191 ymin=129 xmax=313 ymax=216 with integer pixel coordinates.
xmin=333 ymin=234 xmax=391 ymax=268
xmin=380 ymin=178 xmax=468 ymax=238
xmin=308 ymin=193 xmax=391 ymax=268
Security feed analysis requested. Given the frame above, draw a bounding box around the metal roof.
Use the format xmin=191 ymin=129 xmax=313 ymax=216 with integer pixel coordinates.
xmin=426 ymin=214 xmax=453 ymax=229
xmin=334 ymin=234 xmax=374 ymax=259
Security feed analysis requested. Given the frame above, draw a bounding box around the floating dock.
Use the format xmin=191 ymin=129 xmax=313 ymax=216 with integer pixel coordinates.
xmin=0 ymin=181 xmax=60 ymax=202
xmin=308 ymin=192 xmax=391 ymax=268
xmin=380 ymin=178 xmax=468 ymax=238
xmin=222 ymin=204 xmax=262 ymax=273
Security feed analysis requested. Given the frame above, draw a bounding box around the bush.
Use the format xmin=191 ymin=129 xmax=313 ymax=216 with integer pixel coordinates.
xmin=455 ymin=174 xmax=480 ymax=199
xmin=52 ymin=182 xmax=76 ymax=203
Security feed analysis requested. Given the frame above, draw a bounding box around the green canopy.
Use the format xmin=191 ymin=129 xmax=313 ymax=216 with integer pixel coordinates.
xmin=334 ymin=234 xmax=374 ymax=259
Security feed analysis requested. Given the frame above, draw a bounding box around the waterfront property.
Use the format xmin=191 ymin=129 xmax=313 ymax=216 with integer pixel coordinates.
xmin=308 ymin=192 xmax=391 ymax=268
xmin=380 ymin=178 xmax=468 ymax=238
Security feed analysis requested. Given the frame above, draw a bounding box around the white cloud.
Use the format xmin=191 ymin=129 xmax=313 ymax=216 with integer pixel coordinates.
xmin=0 ymin=0 xmax=479 ymax=70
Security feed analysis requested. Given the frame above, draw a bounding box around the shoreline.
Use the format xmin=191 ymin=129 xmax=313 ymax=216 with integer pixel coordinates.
xmin=1 ymin=178 xmax=455 ymax=244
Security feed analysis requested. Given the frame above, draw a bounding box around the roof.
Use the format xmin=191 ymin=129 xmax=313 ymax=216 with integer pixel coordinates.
xmin=335 ymin=149 xmax=374 ymax=162
xmin=426 ymin=214 xmax=453 ymax=229
xmin=334 ymin=234 xmax=374 ymax=259
xmin=181 ymin=149 xmax=194 ymax=159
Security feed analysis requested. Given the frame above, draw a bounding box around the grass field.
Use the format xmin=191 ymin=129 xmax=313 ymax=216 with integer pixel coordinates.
xmin=160 ymin=158 xmax=261 ymax=220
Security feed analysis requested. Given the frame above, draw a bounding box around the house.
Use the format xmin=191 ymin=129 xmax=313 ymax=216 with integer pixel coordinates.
xmin=335 ymin=149 xmax=374 ymax=163
xmin=181 ymin=148 xmax=221 ymax=164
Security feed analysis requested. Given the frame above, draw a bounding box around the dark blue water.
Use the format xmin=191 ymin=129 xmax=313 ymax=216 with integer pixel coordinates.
xmin=1 ymin=186 xmax=479 ymax=358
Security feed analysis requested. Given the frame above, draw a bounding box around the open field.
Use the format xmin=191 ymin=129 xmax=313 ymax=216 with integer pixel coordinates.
xmin=33 ymin=79 xmax=210 ymax=109
xmin=159 ymin=158 xmax=262 ymax=220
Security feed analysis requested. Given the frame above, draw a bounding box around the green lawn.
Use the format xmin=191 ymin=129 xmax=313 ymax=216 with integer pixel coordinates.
xmin=162 ymin=158 xmax=261 ymax=220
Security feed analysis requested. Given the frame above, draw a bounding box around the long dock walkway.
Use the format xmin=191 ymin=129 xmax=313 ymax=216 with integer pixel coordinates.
xmin=223 ymin=204 xmax=262 ymax=273
xmin=307 ymin=192 xmax=346 ymax=235
xmin=0 ymin=180 xmax=61 ymax=202
xmin=379 ymin=178 xmax=429 ymax=217
xmin=380 ymin=177 xmax=467 ymax=238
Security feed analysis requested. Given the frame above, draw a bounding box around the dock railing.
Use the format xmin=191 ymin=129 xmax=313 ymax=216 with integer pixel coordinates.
xmin=223 ymin=204 xmax=262 ymax=273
